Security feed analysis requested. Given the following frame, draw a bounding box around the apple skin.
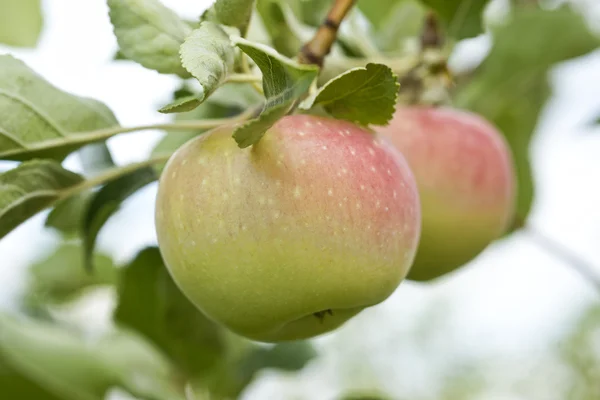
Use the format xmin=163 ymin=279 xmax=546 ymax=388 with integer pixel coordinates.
xmin=374 ymin=106 xmax=517 ymax=281
xmin=154 ymin=114 xmax=421 ymax=342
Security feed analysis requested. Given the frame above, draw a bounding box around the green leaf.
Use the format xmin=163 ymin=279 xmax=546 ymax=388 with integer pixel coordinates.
xmin=454 ymin=5 xmax=600 ymax=223
xmin=107 ymin=0 xmax=192 ymax=77
xmin=233 ymin=37 xmax=319 ymax=109
xmin=151 ymin=98 xmax=240 ymax=171
xmin=83 ymin=167 xmax=157 ymax=271
xmin=0 ymin=160 xmax=83 ymax=240
xmin=1 ymin=157 xmax=169 ymax=241
xmin=22 ymin=242 xmax=118 ymax=309
xmin=179 ymin=21 xmax=237 ymax=109
xmin=300 ymin=63 xmax=398 ymax=126
xmin=0 ymin=55 xmax=120 ymax=161
xmin=114 ymin=247 xmax=225 ymax=376
xmin=158 ymin=95 xmax=203 ymax=114
xmin=214 ymin=0 xmax=256 ymax=35
xmin=420 ymin=0 xmax=488 ymax=39
xmin=232 ymin=103 xmax=290 ymax=148
xmin=256 ymin=0 xmax=303 ymax=57
xmin=231 ymin=37 xmax=319 ymax=147
xmin=0 ymin=313 xmax=185 ymax=400
xmin=0 ymin=0 xmax=43 ymax=48
xmin=95 ymin=329 xmax=186 ymax=400
xmin=44 ymin=193 xmax=92 ymax=237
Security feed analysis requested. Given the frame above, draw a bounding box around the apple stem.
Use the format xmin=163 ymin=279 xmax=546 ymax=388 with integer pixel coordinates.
xmin=297 ymin=0 xmax=357 ymax=67
xmin=524 ymin=224 xmax=600 ymax=294
xmin=395 ymin=12 xmax=453 ymax=106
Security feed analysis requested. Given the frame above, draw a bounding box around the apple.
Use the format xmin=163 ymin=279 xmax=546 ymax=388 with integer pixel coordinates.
xmin=375 ymin=106 xmax=517 ymax=281
xmin=154 ymin=114 xmax=421 ymax=342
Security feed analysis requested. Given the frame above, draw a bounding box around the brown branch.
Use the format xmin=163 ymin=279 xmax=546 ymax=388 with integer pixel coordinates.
xmin=297 ymin=0 xmax=356 ymax=67
xmin=420 ymin=11 xmax=444 ymax=49
xmin=524 ymin=224 xmax=600 ymax=294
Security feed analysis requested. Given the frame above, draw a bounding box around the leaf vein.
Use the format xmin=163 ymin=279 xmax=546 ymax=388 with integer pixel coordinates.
xmin=0 ymin=88 xmax=67 ymax=138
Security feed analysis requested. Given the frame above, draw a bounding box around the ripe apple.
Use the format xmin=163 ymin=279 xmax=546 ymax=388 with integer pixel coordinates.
xmin=375 ymin=106 xmax=516 ymax=281
xmin=154 ymin=114 xmax=421 ymax=342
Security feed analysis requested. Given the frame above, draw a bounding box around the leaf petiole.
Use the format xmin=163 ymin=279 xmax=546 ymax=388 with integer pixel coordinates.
xmin=60 ymin=154 xmax=172 ymax=201
xmin=240 ymin=54 xmax=264 ymax=94
xmin=0 ymin=110 xmax=254 ymax=160
xmin=223 ymin=73 xmax=263 ymax=84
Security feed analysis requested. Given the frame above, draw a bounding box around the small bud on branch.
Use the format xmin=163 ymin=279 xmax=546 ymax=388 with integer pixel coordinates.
xmin=298 ymin=0 xmax=357 ymax=67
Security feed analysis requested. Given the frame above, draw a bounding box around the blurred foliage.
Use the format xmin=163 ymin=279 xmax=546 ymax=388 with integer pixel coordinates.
xmin=372 ymin=0 xmax=427 ymax=53
xmin=82 ymin=166 xmax=157 ymax=271
xmin=338 ymin=393 xmax=391 ymax=400
xmin=420 ymin=0 xmax=488 ymax=39
xmin=115 ymin=247 xmax=317 ymax=398
xmin=114 ymin=247 xmax=226 ymax=377
xmin=45 ymin=193 xmax=93 ymax=237
xmin=256 ymin=0 xmax=303 ymax=57
xmin=0 ymin=313 xmax=186 ymax=400
xmin=22 ymin=242 xmax=118 ymax=310
xmin=0 ymin=0 xmax=43 ymax=48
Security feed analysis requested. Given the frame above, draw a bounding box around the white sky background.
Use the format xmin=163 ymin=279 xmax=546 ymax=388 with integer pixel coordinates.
xmin=0 ymin=0 xmax=600 ymax=399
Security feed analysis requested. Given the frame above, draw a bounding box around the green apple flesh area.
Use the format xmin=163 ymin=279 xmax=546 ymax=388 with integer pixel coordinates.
xmin=375 ymin=106 xmax=516 ymax=282
xmin=155 ymin=114 xmax=421 ymax=342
